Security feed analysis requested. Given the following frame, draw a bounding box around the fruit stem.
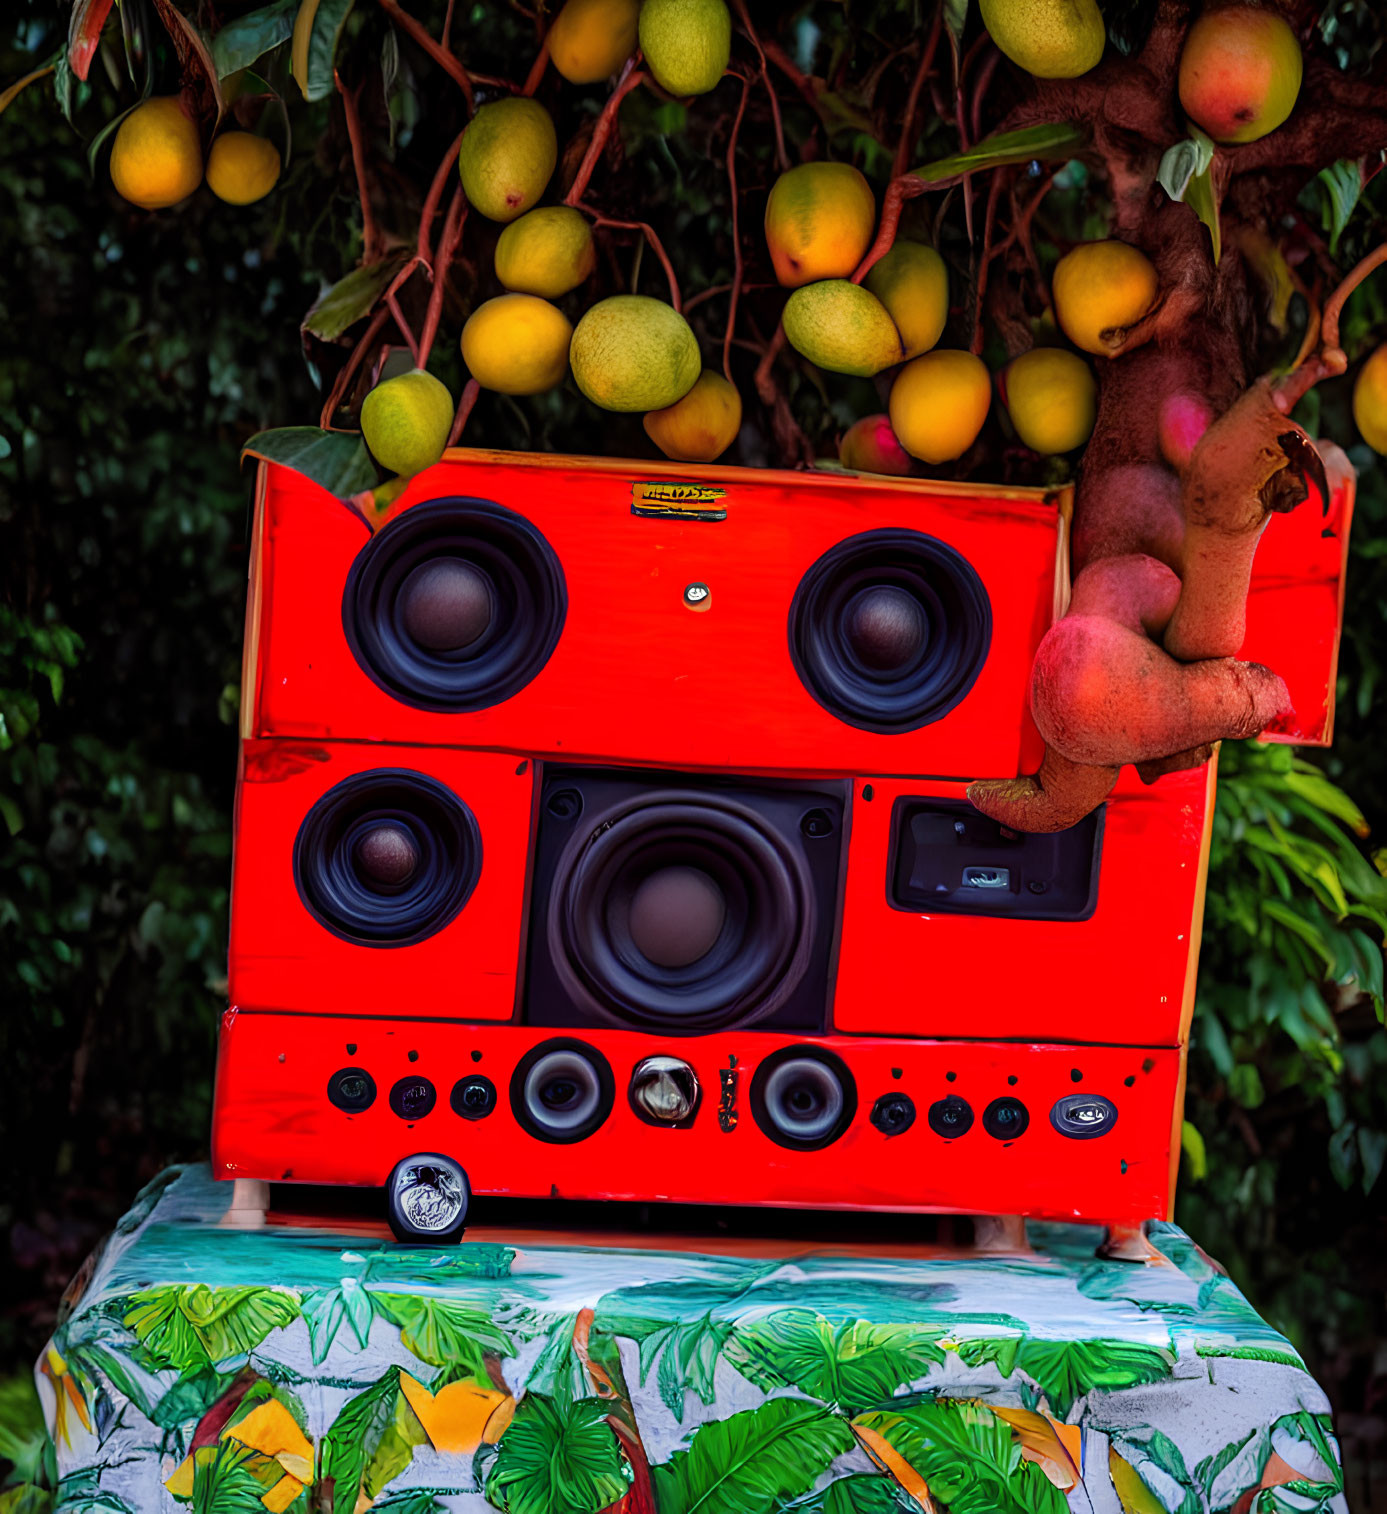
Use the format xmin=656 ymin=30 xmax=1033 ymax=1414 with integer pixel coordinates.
xmin=418 ymin=186 xmax=467 ymax=362
xmin=521 ymin=42 xmax=549 ymax=97
xmin=376 ymin=0 xmax=475 ymax=113
xmin=336 ymin=71 xmax=386 ymax=265
xmin=723 ymin=70 xmax=751 ymax=384
xmin=386 ymin=289 xmax=421 ymax=365
xmin=447 ymin=378 xmax=480 ymax=447
xmin=319 ymin=306 xmax=391 ymax=429
xmin=581 ymin=204 xmax=682 ymax=311
xmin=972 ymin=168 xmax=1005 ymax=357
xmin=850 ymin=175 xmax=928 ymax=284
xmin=1272 ymin=240 xmax=1387 ymax=412
xmin=419 ymin=129 xmax=466 ymax=269
xmin=564 ymin=62 xmax=646 ymax=207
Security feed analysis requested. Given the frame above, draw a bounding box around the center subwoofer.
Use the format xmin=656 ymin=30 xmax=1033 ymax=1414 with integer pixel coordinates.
xmin=788 ymin=528 xmax=992 ymax=733
xmin=342 ymin=496 xmax=566 ymax=712
xmin=525 ymin=767 xmax=848 ymax=1034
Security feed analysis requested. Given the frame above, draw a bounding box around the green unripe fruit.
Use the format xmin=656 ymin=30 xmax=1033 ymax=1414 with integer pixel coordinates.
xmin=782 ymin=280 xmax=905 ymax=378
xmin=638 ymin=0 xmax=732 ymax=97
xmin=360 ymin=369 xmax=454 ymax=478
xmin=457 ymin=98 xmax=557 ymax=223
xmin=570 ymin=295 xmax=701 ymax=412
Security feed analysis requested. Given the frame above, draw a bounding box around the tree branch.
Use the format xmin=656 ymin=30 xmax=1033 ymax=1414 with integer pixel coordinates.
xmin=581 ymin=205 xmax=682 ymax=310
xmin=893 ymin=3 xmax=942 ymax=180
xmin=730 ymin=0 xmax=787 ymax=171
xmin=723 ymin=72 xmax=751 ymax=383
xmin=564 ymin=63 xmax=646 ymax=205
xmin=376 ymin=0 xmax=475 ymax=112
xmin=1272 ymin=241 xmax=1387 ymax=411
xmin=336 ymin=71 xmax=385 ymax=264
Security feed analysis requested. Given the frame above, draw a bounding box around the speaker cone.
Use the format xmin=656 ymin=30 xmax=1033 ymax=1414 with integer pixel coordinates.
xmin=511 ymin=1040 xmax=614 ymax=1143
xmin=752 ymin=1047 xmax=856 ymax=1150
xmin=343 ymin=497 xmax=566 ymax=712
xmin=294 ymin=769 xmax=481 ymax=945
xmin=788 ymin=528 xmax=991 ymax=733
xmin=545 ymin=790 xmax=816 ymax=1032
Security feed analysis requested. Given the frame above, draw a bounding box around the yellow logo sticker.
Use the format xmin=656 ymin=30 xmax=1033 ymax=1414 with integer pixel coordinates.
xmin=631 ymin=481 xmax=727 ymax=520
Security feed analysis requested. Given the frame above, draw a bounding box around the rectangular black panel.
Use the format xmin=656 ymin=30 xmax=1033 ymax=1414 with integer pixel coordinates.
xmin=888 ymin=798 xmax=1102 ymax=920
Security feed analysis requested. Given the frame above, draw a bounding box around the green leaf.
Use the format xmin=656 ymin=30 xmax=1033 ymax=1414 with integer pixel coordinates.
xmin=1156 ymin=133 xmax=1215 ymax=202
xmin=1112 ymin=1430 xmax=1201 ymax=1514
xmin=653 ymin=1397 xmax=855 ymax=1514
xmin=187 ymin=1442 xmax=281 ymax=1514
xmin=292 ymin=0 xmax=355 ymax=102
xmin=0 ymin=1487 xmax=53 ymax=1514
xmin=123 ymin=1285 xmax=300 ymax=1372
xmin=1181 ymin=1120 xmax=1208 ymax=1180
xmin=908 ymin=122 xmax=1087 ymax=188
xmin=303 ymin=256 xmax=408 ymax=343
xmin=725 ymin=1311 xmax=946 ymax=1416
xmin=363 ymin=1389 xmax=429 ymax=1504
xmin=321 ymin=1369 xmax=403 ymax=1514
xmin=484 ymin=1395 xmax=628 ymax=1514
xmin=1316 ymin=160 xmax=1364 ymax=256
xmin=241 ymin=428 xmax=380 ymax=498
xmin=855 ymin=1400 xmax=1067 ymax=1514
xmin=370 ymin=1294 xmax=513 ymax=1372
xmin=302 ymin=1282 xmax=375 ymax=1364
xmin=783 ymin=1475 xmax=918 ymax=1514
xmin=211 ymin=0 xmax=297 ymax=78
xmin=953 ymin=1337 xmax=1173 ymax=1416
xmin=0 ymin=62 xmax=57 ymax=120
xmin=645 ymin=1316 xmax=734 ymax=1419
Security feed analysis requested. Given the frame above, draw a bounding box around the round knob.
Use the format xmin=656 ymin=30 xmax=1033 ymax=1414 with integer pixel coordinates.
xmin=400 ymin=558 xmax=493 ymax=651
xmin=354 ymin=823 xmax=419 ymax=888
xmin=844 ymin=585 xmax=927 ymax=671
xmin=628 ymin=866 xmax=727 ymax=968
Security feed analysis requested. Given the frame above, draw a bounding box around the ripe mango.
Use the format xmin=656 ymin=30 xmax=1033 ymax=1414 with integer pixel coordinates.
xmin=1051 ymin=239 xmax=1157 ymax=356
xmin=1178 ymin=6 xmax=1301 ymax=144
xmin=863 ymin=241 xmax=949 ymax=359
xmin=206 ymin=132 xmax=281 ymax=205
xmin=570 ymin=295 xmax=701 ymax=411
xmin=889 ymin=350 xmax=991 ymax=464
xmin=494 ymin=207 xmax=596 ymax=297
xmin=461 ymin=295 xmax=573 ymax=395
xmin=548 ymin=0 xmax=640 ymax=84
xmin=360 ymin=369 xmax=454 ymax=477
xmin=457 ymin=98 xmax=556 ymax=222
xmin=109 ymin=96 xmax=203 ymax=210
xmin=979 ymin=0 xmax=1105 ymax=78
xmin=1353 ymin=343 xmax=1387 ymax=454
xmin=839 ymin=414 xmax=913 ymax=475
xmin=782 ymin=281 xmax=905 ymax=378
xmin=764 ymin=163 xmax=876 ymax=289
xmin=644 ymin=371 xmax=742 ymax=461
xmin=1001 ymin=348 xmax=1096 ymax=454
xmin=638 ymin=0 xmax=731 ymax=97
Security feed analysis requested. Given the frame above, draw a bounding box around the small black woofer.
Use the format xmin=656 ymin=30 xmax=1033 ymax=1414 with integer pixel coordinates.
xmin=294 ymin=769 xmax=481 ymax=946
xmin=389 ymin=1076 xmax=437 ymax=1121
xmin=451 ymin=1074 xmax=498 ymax=1121
xmin=928 ymin=1094 xmax=974 ymax=1138
xmin=788 ymin=528 xmax=991 ymax=733
xmin=983 ymin=1096 xmax=1030 ymax=1141
xmin=327 ymin=1067 xmax=377 ymax=1113
xmin=511 ymin=1040 xmax=614 ymax=1144
xmin=1050 ymin=1093 xmax=1118 ymax=1139
xmin=751 ymin=1047 xmax=856 ymax=1151
xmin=343 ymin=497 xmax=566 ymax=712
xmin=871 ymin=1092 xmax=916 ymax=1136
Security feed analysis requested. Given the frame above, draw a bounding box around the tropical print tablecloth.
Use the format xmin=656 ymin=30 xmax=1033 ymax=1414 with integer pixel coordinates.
xmin=32 ymin=1165 xmax=1344 ymax=1514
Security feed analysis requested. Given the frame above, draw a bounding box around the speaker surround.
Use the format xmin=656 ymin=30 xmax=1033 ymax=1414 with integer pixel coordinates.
xmin=751 ymin=1046 xmax=857 ymax=1150
xmin=511 ymin=1039 xmax=614 ymax=1143
xmin=342 ymin=497 xmax=566 ymax=712
xmin=293 ymin=769 xmax=482 ymax=946
xmin=788 ymin=528 xmax=992 ymax=733
xmin=526 ymin=767 xmax=847 ymax=1035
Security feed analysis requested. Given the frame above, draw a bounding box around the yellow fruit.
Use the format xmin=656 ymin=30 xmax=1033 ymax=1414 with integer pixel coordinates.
xmin=638 ymin=0 xmax=732 ymax=97
xmin=360 ymin=369 xmax=454 ymax=477
xmin=548 ymin=0 xmax=640 ymax=83
xmin=206 ymin=132 xmax=281 ymax=205
xmin=398 ymin=1373 xmax=513 ymax=1454
xmin=461 ymin=294 xmax=573 ymax=395
xmin=863 ymin=242 xmax=949 ymax=360
xmin=1051 ymin=240 xmax=1158 ymax=356
xmin=1353 ymin=343 xmax=1387 ymax=453
xmin=1178 ymin=7 xmax=1301 ymax=144
xmin=494 ymin=207 xmax=596 ymax=297
xmin=782 ymin=280 xmax=905 ymax=378
xmin=1002 ymin=347 xmax=1097 ymax=453
xmin=457 ymin=97 xmax=556 ymax=223
xmin=889 ymin=350 xmax=992 ymax=464
xmin=109 ymin=96 xmax=202 ymax=210
xmin=839 ymin=414 xmax=913 ymax=475
xmin=978 ymin=0 xmax=1105 ymax=78
xmin=643 ymin=371 xmax=742 ymax=461
xmin=570 ymin=295 xmax=701 ymax=411
xmin=764 ymin=163 xmax=876 ymax=289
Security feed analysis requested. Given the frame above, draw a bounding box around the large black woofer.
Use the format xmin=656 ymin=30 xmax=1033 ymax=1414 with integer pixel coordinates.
xmin=342 ymin=497 xmax=566 ymax=712
xmin=511 ymin=1039 xmax=614 ymax=1143
xmin=546 ymin=793 xmax=815 ymax=1033
xmin=293 ymin=769 xmax=481 ymax=945
xmin=751 ymin=1047 xmax=856 ymax=1150
xmin=788 ymin=528 xmax=992 ymax=733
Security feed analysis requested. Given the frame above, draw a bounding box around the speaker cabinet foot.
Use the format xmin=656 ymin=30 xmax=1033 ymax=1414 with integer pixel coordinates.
xmin=972 ymin=1214 xmax=1030 ymax=1254
xmin=219 ymin=1178 xmax=270 ymax=1229
xmin=1097 ymin=1222 xmax=1164 ymax=1263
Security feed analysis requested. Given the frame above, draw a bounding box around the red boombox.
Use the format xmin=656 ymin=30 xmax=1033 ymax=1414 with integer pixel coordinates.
xmin=213 ymin=449 xmax=1353 ymax=1242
